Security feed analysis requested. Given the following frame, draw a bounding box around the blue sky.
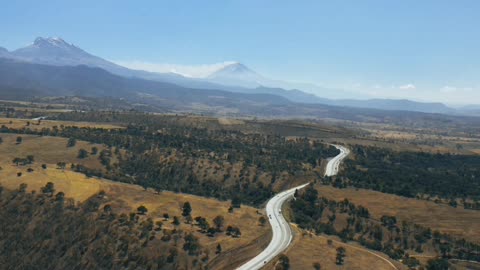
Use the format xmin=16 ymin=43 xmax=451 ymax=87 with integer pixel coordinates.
xmin=2 ymin=0 xmax=480 ymax=104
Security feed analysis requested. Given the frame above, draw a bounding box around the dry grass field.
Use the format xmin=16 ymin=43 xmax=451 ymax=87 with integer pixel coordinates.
xmin=0 ymin=167 xmax=102 ymax=202
xmin=0 ymin=131 xmax=269 ymax=268
xmin=0 ymin=117 xmax=122 ymax=130
xmin=316 ymin=185 xmax=480 ymax=242
xmin=278 ymin=227 xmax=405 ymax=270
xmin=0 ymin=133 xmax=108 ymax=168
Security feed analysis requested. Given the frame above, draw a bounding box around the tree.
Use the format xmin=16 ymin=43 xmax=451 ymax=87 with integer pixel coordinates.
xmin=18 ymin=183 xmax=27 ymax=193
xmin=67 ymin=138 xmax=76 ymax=147
xmin=227 ymin=226 xmax=241 ymax=238
xmin=12 ymin=157 xmax=22 ymax=166
xmin=403 ymin=257 xmax=420 ymax=268
xmin=41 ymin=182 xmax=55 ymax=196
xmin=216 ymin=243 xmax=222 ymax=254
xmin=439 ymin=242 xmax=451 ymax=257
xmin=77 ymin=149 xmax=88 ymax=159
xmin=166 ymin=248 xmax=178 ymax=263
xmin=213 ymin=215 xmax=225 ymax=231
xmin=57 ymin=162 xmax=66 ymax=170
xmin=0 ymin=137 xmax=3 ymax=144
xmin=26 ymin=155 xmax=34 ymax=164
xmin=16 ymin=136 xmax=22 ymax=144
xmin=183 ymin=233 xmax=200 ymax=255
xmin=163 ymin=213 xmax=170 ymax=220
xmin=91 ymin=146 xmax=98 ymax=155
xmin=182 ymin=202 xmax=192 ymax=217
xmin=313 ymin=262 xmax=321 ymax=270
xmin=197 ymin=217 xmax=209 ymax=233
xmin=336 ymin=247 xmax=346 ymax=265
xmin=103 ymin=204 xmax=112 ymax=213
xmin=41 ymin=164 xmax=47 ymax=169
xmin=426 ymin=258 xmax=449 ymax=270
xmin=172 ymin=216 xmax=180 ymax=226
xmin=137 ymin=205 xmax=148 ymax=215
xmin=207 ymin=227 xmax=217 ymax=237
xmin=276 ymin=254 xmax=290 ymax=270
xmin=154 ymin=221 xmax=163 ymax=231
xmin=258 ymin=216 xmax=267 ymax=226
xmin=231 ymin=196 xmax=242 ymax=208
xmin=55 ymin=192 xmax=65 ymax=202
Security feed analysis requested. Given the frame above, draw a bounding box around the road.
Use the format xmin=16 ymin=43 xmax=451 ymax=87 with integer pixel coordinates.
xmin=324 ymin=145 xmax=350 ymax=177
xmin=236 ymin=144 xmax=349 ymax=270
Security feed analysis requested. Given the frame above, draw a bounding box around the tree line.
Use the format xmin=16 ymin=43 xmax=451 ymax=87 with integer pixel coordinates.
xmin=291 ymin=185 xmax=480 ymax=269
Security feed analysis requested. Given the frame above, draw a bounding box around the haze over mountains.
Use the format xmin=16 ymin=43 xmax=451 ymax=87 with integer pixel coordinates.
xmin=0 ymin=37 xmax=472 ymax=115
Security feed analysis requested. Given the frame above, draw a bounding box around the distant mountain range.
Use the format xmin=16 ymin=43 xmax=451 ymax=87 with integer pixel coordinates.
xmin=0 ymin=37 xmax=473 ymax=116
xmin=0 ymin=58 xmax=292 ymax=108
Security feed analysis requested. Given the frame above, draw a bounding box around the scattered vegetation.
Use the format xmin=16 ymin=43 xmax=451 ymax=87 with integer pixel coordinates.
xmin=0 ymin=183 xmax=209 ymax=269
xmin=291 ymin=185 xmax=480 ymax=267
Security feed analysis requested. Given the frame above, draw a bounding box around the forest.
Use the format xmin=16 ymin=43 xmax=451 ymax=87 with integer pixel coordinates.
xmin=0 ymin=183 xmax=209 ymax=270
xmin=336 ymin=145 xmax=480 ymax=203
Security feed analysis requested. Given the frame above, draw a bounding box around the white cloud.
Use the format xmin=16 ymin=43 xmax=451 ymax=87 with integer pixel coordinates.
xmin=399 ymin=84 xmax=416 ymax=90
xmin=112 ymin=60 xmax=237 ymax=78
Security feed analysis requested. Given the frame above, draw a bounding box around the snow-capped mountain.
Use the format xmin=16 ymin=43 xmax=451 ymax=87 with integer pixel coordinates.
xmin=2 ymin=37 xmax=350 ymax=101
xmin=2 ymin=37 xmax=454 ymax=113
xmin=10 ymin=37 xmax=135 ymax=74
xmin=204 ymin=62 xmax=355 ymax=100
xmin=3 ymin=37 xmax=191 ymax=84
xmin=207 ymin=62 xmax=266 ymax=88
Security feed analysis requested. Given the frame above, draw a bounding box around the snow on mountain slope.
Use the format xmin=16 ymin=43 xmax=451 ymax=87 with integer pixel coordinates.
xmin=12 ymin=37 xmax=131 ymax=72
xmin=207 ymin=62 xmax=266 ymax=88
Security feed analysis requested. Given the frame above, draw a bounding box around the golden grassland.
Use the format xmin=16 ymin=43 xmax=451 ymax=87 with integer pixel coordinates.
xmin=280 ymin=227 xmax=405 ymax=270
xmin=0 ymin=167 xmax=101 ymax=202
xmin=0 ymin=133 xmax=108 ymax=169
xmin=0 ymin=117 xmax=122 ymax=130
xmin=0 ymin=133 xmax=269 ymax=267
xmin=316 ymin=185 xmax=480 ymax=243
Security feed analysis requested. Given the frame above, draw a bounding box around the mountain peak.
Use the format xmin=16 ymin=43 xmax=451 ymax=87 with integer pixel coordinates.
xmin=207 ymin=62 xmax=265 ymax=88
xmin=208 ymin=62 xmax=258 ymax=79
xmin=33 ymin=37 xmax=72 ymax=48
xmin=10 ymin=36 xmax=112 ymax=69
xmin=216 ymin=62 xmax=251 ymax=74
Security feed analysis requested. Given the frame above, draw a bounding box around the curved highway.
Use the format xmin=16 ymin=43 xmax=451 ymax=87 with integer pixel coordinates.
xmin=237 ymin=144 xmax=349 ymax=270
xmin=324 ymin=145 xmax=350 ymax=177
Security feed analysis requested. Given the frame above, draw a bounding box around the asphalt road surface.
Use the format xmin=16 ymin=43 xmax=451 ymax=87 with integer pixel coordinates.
xmin=324 ymin=145 xmax=350 ymax=177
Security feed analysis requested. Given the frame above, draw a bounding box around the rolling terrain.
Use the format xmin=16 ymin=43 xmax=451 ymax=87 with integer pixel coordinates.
xmin=0 ymin=112 xmax=479 ymax=269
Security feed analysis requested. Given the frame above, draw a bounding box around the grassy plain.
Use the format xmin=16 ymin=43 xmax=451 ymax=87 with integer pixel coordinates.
xmin=316 ymin=185 xmax=480 ymax=243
